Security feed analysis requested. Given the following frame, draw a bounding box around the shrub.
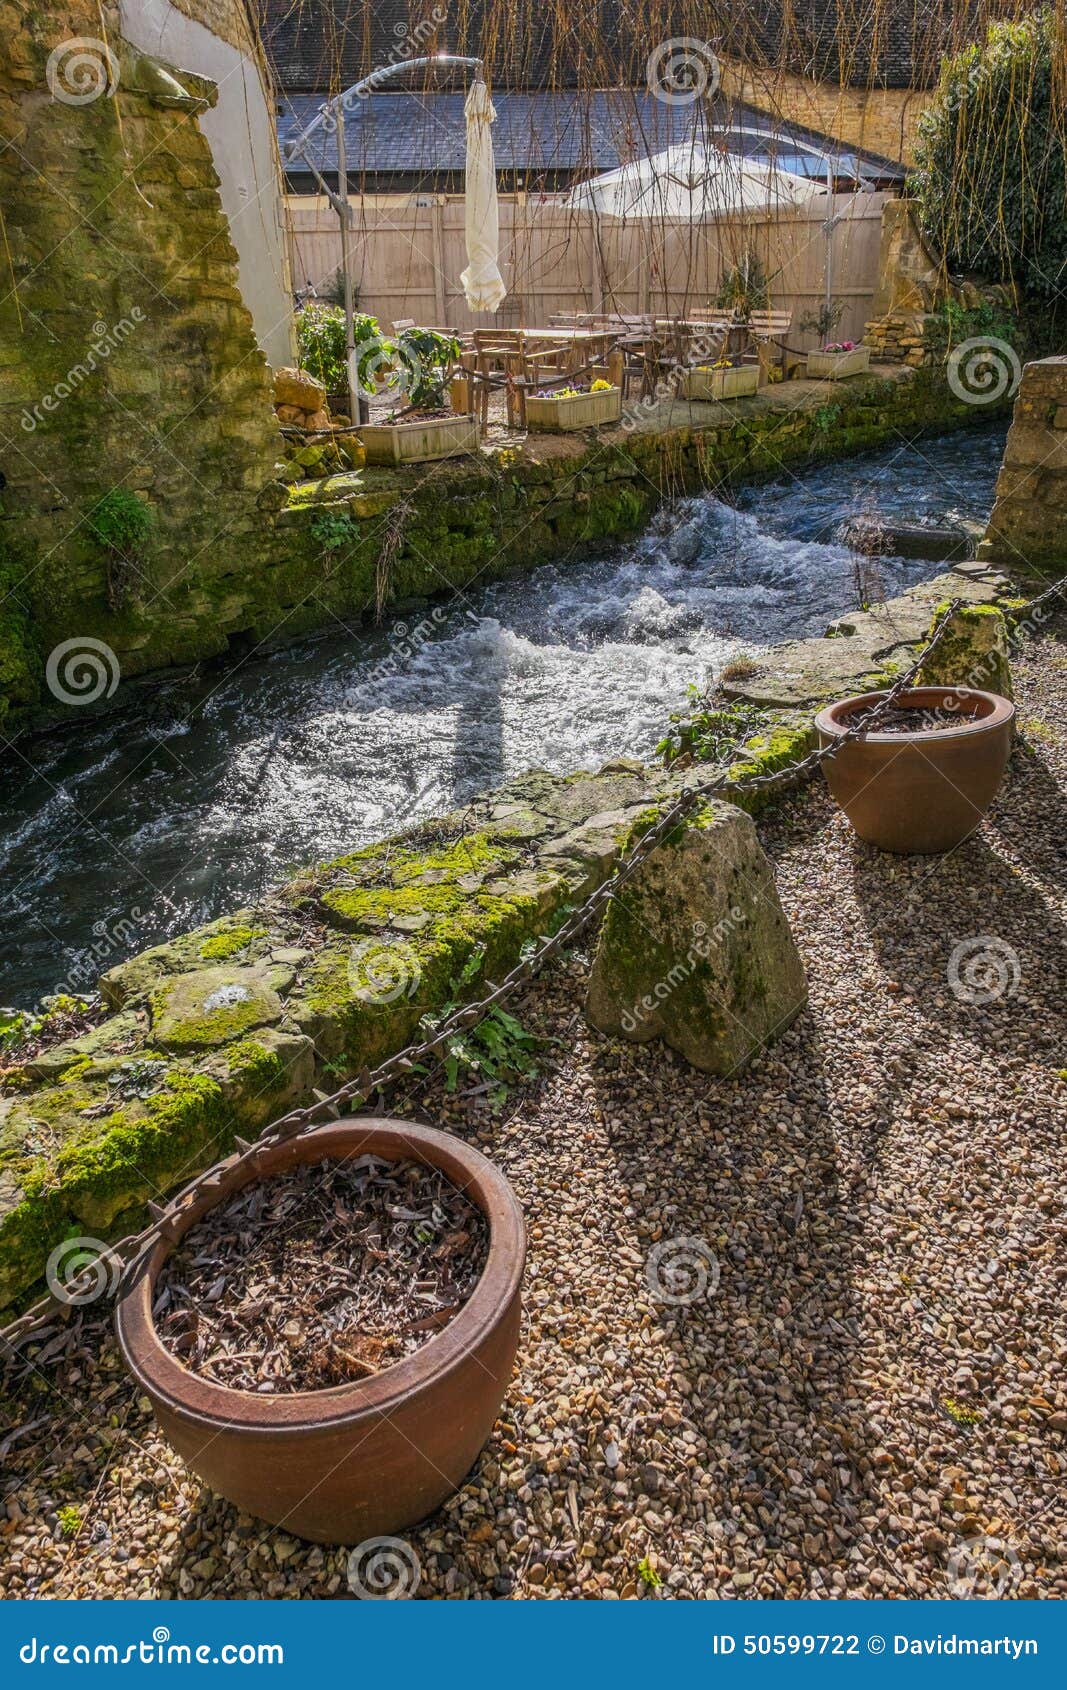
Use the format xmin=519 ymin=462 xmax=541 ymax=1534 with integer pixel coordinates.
xmin=87 ymin=488 xmax=153 ymax=556
xmin=716 ymin=252 xmax=770 ymax=317
xmin=912 ymin=10 xmax=1067 ymax=298
xmin=396 ymin=327 xmax=461 ymax=410
xmin=297 ymin=303 xmax=381 ymax=392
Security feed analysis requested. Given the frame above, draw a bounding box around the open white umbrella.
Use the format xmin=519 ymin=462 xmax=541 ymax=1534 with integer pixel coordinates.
xmin=564 ymin=143 xmax=827 ymax=221
xmin=460 ymin=79 xmax=506 ymax=312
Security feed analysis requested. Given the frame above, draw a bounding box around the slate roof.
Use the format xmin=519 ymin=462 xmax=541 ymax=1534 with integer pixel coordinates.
xmin=278 ymin=88 xmax=906 ymax=191
xmin=258 ymin=0 xmax=995 ymax=96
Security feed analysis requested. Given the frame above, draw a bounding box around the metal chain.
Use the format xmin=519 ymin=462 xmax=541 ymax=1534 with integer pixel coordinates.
xmin=1009 ymin=569 xmax=1067 ymax=624
xmin=3 ymin=577 xmax=1062 ymax=1364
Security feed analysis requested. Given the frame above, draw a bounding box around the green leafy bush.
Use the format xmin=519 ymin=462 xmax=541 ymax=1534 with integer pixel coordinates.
xmin=912 ymin=11 xmax=1067 ymax=298
xmin=297 ymin=303 xmax=381 ymax=392
xmin=87 ymin=488 xmax=153 ymax=557
xmin=397 ymin=327 xmax=461 ymax=410
xmin=921 ymin=298 xmax=1021 ymax=358
xmin=309 ymin=510 xmax=358 ymax=554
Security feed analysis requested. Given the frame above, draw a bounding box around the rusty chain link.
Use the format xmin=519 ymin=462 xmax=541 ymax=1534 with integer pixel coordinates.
xmin=3 ymin=576 xmax=1063 ymax=1367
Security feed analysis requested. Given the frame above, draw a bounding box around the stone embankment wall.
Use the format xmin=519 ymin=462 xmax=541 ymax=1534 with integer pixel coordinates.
xmin=861 ymin=201 xmax=1018 ymax=368
xmin=0 ymin=573 xmax=1015 ymax=1311
xmin=979 ymin=357 xmax=1067 ymax=572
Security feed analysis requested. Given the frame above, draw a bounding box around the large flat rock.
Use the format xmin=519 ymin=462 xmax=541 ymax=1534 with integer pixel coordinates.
xmin=721 ymin=560 xmax=1014 ymax=709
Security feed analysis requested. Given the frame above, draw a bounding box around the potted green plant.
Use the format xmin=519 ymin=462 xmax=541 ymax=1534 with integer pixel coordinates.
xmin=525 ymin=377 xmax=621 ymax=432
xmin=297 ymin=303 xmax=383 ymax=414
xmin=683 ymin=356 xmax=760 ymax=401
xmin=358 ymin=328 xmax=480 ymax=464
xmin=715 ymin=252 xmax=770 ymax=321
xmin=806 ymin=339 xmax=872 ymax=379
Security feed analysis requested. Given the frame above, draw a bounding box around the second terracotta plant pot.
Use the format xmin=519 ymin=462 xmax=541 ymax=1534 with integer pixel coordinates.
xmin=814 ymin=686 xmax=1015 ymax=854
xmin=116 ymin=1118 xmax=525 ymax=1544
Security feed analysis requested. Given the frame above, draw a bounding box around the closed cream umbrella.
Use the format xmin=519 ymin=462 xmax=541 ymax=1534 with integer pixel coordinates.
xmin=461 ymin=78 xmax=507 ymax=313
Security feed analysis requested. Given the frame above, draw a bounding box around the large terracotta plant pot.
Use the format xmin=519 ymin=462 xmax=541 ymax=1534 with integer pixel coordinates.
xmin=815 ymin=686 xmax=1014 ymax=854
xmin=116 ymin=1118 xmax=525 ymax=1544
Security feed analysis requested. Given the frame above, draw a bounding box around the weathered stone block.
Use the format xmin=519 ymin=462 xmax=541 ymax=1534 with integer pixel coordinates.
xmin=916 ymin=602 xmax=1013 ymax=700
xmin=982 ymin=356 xmax=1067 ymax=567
xmin=150 ymin=965 xmax=291 ymax=1051
xmin=585 ymin=800 xmax=808 ymax=1074
xmin=274 ymin=365 xmax=326 ymax=411
xmin=1003 ymin=423 xmax=1067 ymax=469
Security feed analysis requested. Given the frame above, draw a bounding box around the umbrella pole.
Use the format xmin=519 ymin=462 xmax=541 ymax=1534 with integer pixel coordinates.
xmin=824 ymin=159 xmax=834 ymax=332
xmin=283 ymin=56 xmax=483 ymax=422
xmin=335 ymin=106 xmax=366 ymax=425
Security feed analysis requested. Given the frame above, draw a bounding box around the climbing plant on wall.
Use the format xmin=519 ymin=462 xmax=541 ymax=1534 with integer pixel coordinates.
xmin=912 ymin=9 xmax=1067 ymax=299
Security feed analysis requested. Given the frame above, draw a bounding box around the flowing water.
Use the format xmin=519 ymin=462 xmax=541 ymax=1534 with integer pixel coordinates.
xmin=1 ymin=426 xmax=1007 ymax=1008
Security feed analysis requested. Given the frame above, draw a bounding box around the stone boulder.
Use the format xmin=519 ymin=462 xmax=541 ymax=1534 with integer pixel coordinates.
xmin=915 ymin=602 xmax=1013 ymax=701
xmin=274 ymin=365 xmax=326 ymax=412
xmin=585 ymin=799 xmax=807 ymax=1073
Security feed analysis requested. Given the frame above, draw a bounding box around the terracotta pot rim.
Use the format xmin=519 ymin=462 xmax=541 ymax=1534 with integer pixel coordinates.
xmin=814 ymin=686 xmax=1015 ymax=744
xmin=115 ymin=1117 xmax=525 ymax=1436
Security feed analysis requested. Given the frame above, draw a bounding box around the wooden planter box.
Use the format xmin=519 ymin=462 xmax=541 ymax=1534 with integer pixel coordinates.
xmin=683 ymin=364 xmax=760 ymax=401
xmin=525 ymin=387 xmax=621 ymax=432
xmin=358 ymin=415 xmax=480 ymax=465
xmin=805 ymin=346 xmax=872 ymax=380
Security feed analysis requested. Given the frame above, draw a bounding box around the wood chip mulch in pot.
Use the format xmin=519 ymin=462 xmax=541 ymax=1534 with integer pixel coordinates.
xmin=857 ymin=705 xmax=976 ymax=734
xmin=152 ymin=1154 xmax=489 ymax=1394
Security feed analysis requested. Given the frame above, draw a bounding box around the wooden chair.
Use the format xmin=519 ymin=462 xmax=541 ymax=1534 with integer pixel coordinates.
xmin=468 ymin=330 xmax=575 ymax=428
xmin=748 ymin=308 xmax=794 ymax=375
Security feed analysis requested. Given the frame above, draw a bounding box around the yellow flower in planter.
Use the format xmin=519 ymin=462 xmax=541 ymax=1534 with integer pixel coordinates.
xmin=590 ymin=378 xmax=613 ymax=392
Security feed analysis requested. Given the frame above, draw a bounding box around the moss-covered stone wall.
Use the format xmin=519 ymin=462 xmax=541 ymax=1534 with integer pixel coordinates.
xmin=0 ymin=0 xmax=283 ymax=734
xmin=980 ymin=357 xmax=1067 ymax=571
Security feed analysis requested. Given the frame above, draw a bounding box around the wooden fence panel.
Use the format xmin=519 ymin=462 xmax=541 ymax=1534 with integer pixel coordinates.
xmin=287 ymin=193 xmax=888 ymax=347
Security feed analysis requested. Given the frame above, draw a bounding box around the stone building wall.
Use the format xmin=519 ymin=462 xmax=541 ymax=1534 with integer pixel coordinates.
xmin=118 ymin=1 xmax=294 ymax=368
xmin=0 ymin=0 xmax=288 ymax=730
xmin=980 ymin=358 xmax=1067 ymax=571
xmin=718 ymin=61 xmax=927 ymax=166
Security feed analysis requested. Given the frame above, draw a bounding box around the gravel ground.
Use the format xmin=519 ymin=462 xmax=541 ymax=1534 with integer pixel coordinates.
xmin=3 ymin=628 xmax=1066 ymax=1601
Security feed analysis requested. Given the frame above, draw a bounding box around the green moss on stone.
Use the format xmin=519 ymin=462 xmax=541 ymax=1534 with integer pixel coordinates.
xmin=725 ymin=721 xmax=817 ymax=812
xmin=914 ymin=601 xmax=1013 ymax=698
xmin=199 ymin=925 xmax=266 ymax=960
xmin=223 ymin=1039 xmax=286 ymax=1090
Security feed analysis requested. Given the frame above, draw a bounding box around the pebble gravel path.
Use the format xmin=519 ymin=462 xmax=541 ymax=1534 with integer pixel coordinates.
xmin=3 ymin=628 xmax=1065 ymax=1601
